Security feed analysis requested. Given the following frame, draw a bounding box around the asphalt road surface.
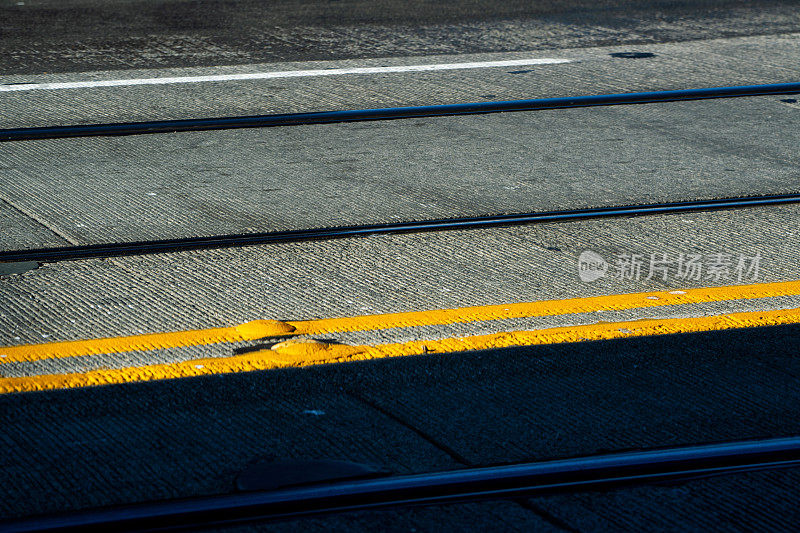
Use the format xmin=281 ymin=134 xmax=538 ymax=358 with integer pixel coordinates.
xmin=2 ymin=2 xmax=800 ymax=531
xmin=2 ymin=0 xmax=800 ymax=73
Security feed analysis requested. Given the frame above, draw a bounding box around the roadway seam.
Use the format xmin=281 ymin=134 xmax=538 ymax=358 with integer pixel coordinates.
xmin=345 ymin=389 xmax=470 ymax=466
xmin=346 ymin=390 xmax=579 ymax=531
xmin=514 ymin=499 xmax=581 ymax=533
xmin=0 ymin=196 xmax=78 ymax=246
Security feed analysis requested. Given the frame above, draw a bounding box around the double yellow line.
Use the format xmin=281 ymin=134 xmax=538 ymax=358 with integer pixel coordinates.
xmin=3 ymin=279 xmax=800 ymax=394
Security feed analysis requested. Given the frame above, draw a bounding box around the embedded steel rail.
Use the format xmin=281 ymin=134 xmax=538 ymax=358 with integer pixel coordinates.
xmin=4 ymin=436 xmax=800 ymax=532
xmin=1 ymin=83 xmax=799 ymax=141
xmin=1 ymin=194 xmax=799 ymax=263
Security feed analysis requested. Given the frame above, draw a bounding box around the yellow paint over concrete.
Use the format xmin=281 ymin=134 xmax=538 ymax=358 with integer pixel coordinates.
xmin=0 ymin=319 xmax=295 ymax=364
xmin=266 ymin=338 xmax=365 ymax=364
xmin=4 ymin=279 xmax=800 ymax=365
xmin=3 ymin=306 xmax=800 ymax=394
xmin=290 ymin=279 xmax=800 ymax=335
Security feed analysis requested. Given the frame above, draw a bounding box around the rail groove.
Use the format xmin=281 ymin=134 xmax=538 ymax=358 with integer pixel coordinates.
xmin=4 ymin=436 xmax=800 ymax=532
xmin=2 ymin=194 xmax=799 ymax=263
xmin=2 ymin=83 xmax=799 ymax=141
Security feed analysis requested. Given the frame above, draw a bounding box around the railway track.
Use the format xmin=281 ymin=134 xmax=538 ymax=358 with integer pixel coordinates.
xmin=1 ymin=193 xmax=799 ymax=263
xmin=2 ymin=83 xmax=799 ymax=142
xmin=5 ymin=436 xmax=800 ymax=532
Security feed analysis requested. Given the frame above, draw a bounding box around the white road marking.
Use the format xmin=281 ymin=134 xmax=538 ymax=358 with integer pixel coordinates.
xmin=0 ymin=58 xmax=572 ymax=92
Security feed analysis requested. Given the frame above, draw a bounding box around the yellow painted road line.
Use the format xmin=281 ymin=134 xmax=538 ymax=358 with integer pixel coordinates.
xmin=3 ymin=279 xmax=800 ymax=364
xmin=293 ymin=280 xmax=800 ymax=335
xmin=2 ymin=306 xmax=800 ymax=394
xmin=0 ymin=320 xmax=296 ymax=364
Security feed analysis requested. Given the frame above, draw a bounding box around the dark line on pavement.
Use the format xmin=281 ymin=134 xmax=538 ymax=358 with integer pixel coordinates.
xmin=347 ymin=390 xmax=471 ymax=466
xmin=5 ymin=436 xmax=800 ymax=532
xmin=514 ymin=499 xmax=581 ymax=533
xmin=1 ymin=83 xmax=799 ymax=141
xmin=2 ymin=194 xmax=799 ymax=264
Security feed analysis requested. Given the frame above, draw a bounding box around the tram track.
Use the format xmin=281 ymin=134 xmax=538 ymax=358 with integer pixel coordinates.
xmin=2 ymin=193 xmax=799 ymax=264
xmin=4 ymin=436 xmax=800 ymax=532
xmin=1 ymin=83 xmax=799 ymax=142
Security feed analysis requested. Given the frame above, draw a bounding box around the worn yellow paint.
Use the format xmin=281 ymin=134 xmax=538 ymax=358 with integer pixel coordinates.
xmin=290 ymin=279 xmax=800 ymax=335
xmin=2 ymin=306 xmax=800 ymax=394
xmin=0 ymin=320 xmax=295 ymax=364
xmin=4 ymin=279 xmax=800 ymax=365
